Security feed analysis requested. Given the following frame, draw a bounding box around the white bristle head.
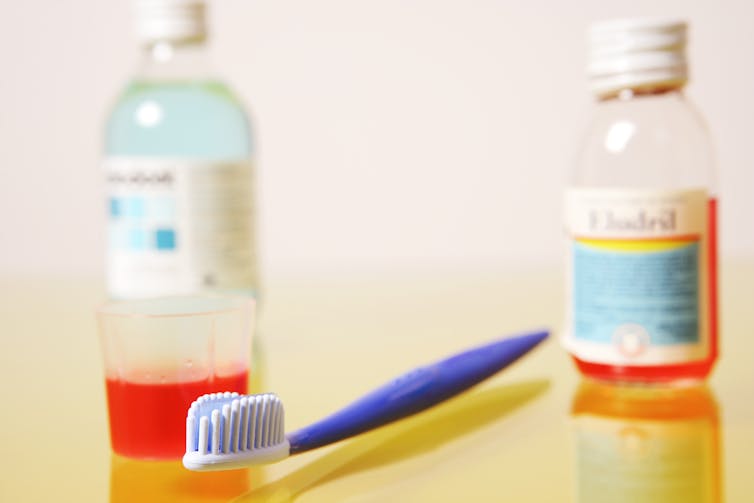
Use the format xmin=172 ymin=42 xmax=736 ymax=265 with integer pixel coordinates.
xmin=198 ymin=416 xmax=209 ymax=455
xmin=230 ymin=399 xmax=241 ymax=453
xmin=239 ymin=397 xmax=249 ymax=451
xmin=221 ymin=404 xmax=231 ymax=454
xmin=186 ymin=415 xmax=196 ymax=452
xmin=211 ymin=409 xmax=221 ymax=455
xmin=183 ymin=392 xmax=290 ymax=471
xmin=257 ymin=395 xmax=269 ymax=448
xmin=248 ymin=396 xmax=259 ymax=449
xmin=271 ymin=399 xmax=283 ymax=443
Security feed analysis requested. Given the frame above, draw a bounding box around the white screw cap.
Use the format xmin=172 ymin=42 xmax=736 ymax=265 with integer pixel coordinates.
xmin=134 ymin=0 xmax=207 ymax=44
xmin=588 ymin=18 xmax=688 ymax=97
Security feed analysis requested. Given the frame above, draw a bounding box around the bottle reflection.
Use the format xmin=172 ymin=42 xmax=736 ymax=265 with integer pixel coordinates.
xmin=571 ymin=381 xmax=721 ymax=503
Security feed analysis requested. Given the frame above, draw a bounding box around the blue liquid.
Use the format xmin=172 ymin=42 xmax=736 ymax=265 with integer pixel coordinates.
xmin=105 ymin=80 xmax=252 ymax=158
xmin=104 ymin=80 xmax=257 ymax=299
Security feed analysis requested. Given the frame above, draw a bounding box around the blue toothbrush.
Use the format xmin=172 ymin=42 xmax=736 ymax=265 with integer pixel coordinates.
xmin=183 ymin=329 xmax=548 ymax=471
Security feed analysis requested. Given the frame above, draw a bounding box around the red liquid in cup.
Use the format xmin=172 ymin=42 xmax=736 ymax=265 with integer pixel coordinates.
xmin=106 ymin=370 xmax=248 ymax=459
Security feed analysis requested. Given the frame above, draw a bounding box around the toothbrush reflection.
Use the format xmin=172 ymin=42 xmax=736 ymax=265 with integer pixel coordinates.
xmin=233 ymin=379 xmax=549 ymax=502
xmin=571 ymin=381 xmax=721 ymax=503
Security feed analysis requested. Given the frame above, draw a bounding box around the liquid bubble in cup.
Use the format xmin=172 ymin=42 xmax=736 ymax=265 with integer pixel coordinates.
xmin=98 ymin=296 xmax=254 ymax=460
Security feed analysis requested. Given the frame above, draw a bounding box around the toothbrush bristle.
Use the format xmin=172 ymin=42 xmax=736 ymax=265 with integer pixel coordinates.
xmin=185 ymin=392 xmax=287 ymax=466
xmin=198 ymin=416 xmax=209 ymax=455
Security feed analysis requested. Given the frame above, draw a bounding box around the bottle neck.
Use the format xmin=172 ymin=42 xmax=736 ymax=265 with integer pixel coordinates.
xmin=596 ymin=83 xmax=685 ymax=103
xmin=136 ymin=39 xmax=213 ymax=82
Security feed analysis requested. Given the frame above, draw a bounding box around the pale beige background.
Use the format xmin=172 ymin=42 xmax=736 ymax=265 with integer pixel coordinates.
xmin=0 ymin=0 xmax=751 ymax=279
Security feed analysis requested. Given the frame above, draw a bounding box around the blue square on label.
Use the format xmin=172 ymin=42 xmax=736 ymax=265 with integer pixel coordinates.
xmin=124 ymin=197 xmax=146 ymax=218
xmin=155 ymin=229 xmax=176 ymax=250
xmin=109 ymin=198 xmax=121 ymax=218
xmin=128 ymin=228 xmax=148 ymax=251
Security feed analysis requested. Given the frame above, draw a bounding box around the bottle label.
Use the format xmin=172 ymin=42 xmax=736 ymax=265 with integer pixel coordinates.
xmin=564 ymin=188 xmax=711 ymax=365
xmin=104 ymin=158 xmax=257 ymax=299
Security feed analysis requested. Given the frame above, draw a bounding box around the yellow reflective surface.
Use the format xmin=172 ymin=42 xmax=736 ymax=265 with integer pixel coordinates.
xmin=1 ymin=262 xmax=752 ymax=502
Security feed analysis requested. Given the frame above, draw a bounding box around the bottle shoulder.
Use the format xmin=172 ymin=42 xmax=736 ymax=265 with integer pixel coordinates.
xmin=582 ymin=93 xmax=711 ymax=143
xmin=109 ymin=79 xmax=249 ymax=118
xmin=105 ymin=78 xmax=252 ymax=158
xmin=573 ymin=93 xmax=715 ymax=190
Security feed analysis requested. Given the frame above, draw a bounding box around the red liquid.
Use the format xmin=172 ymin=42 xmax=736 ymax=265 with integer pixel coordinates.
xmin=573 ymin=198 xmax=719 ymax=384
xmin=106 ymin=370 xmax=248 ymax=459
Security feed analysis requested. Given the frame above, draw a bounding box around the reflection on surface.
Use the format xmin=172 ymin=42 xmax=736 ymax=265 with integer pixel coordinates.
xmin=571 ymin=381 xmax=721 ymax=503
xmin=110 ymin=455 xmax=253 ymax=502
xmin=234 ymin=379 xmax=550 ymax=502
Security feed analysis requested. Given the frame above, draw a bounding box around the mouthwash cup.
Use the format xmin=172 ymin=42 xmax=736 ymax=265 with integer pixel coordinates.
xmin=98 ymin=295 xmax=254 ymax=460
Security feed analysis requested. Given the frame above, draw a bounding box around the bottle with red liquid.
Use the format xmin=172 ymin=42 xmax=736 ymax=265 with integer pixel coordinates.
xmin=563 ymin=18 xmax=718 ymax=385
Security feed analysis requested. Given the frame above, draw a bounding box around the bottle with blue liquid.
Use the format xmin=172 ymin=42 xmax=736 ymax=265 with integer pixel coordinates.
xmin=104 ymin=0 xmax=257 ymax=299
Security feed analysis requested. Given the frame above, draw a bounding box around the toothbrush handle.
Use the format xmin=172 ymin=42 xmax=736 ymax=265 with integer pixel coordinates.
xmin=287 ymin=329 xmax=548 ymax=454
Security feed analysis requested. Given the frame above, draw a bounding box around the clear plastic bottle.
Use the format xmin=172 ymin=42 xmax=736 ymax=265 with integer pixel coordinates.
xmin=563 ymin=19 xmax=718 ymax=384
xmin=104 ymin=0 xmax=257 ymax=299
